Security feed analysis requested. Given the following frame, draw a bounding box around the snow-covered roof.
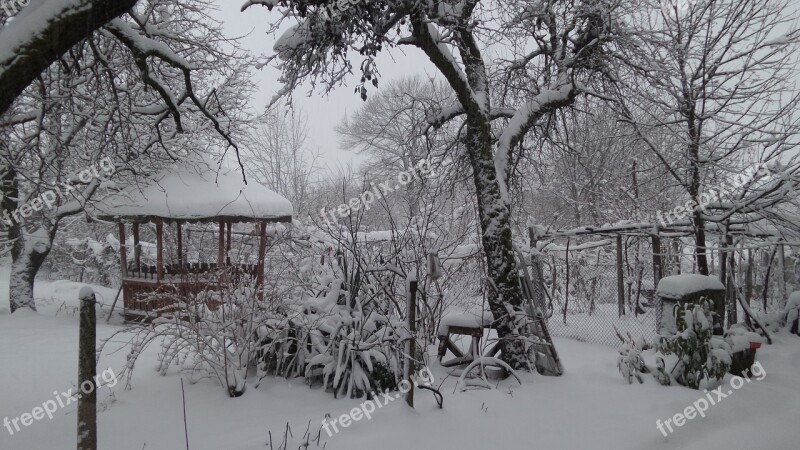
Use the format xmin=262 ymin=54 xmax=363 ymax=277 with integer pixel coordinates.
xmin=93 ymin=160 xmax=293 ymax=223
xmin=656 ymin=274 xmax=725 ymax=299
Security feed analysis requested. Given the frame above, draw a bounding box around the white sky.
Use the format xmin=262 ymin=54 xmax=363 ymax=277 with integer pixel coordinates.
xmin=215 ymin=2 xmax=436 ymax=171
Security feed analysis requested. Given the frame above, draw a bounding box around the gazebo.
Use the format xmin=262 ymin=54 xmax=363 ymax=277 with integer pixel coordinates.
xmin=94 ymin=160 xmax=293 ymax=322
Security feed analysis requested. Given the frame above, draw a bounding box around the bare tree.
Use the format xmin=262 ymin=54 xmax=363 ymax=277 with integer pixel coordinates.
xmin=246 ymin=105 xmax=320 ymax=216
xmin=246 ymin=0 xmax=627 ymax=368
xmin=621 ymin=0 xmax=800 ymax=274
xmin=1 ymin=0 xmax=253 ymax=312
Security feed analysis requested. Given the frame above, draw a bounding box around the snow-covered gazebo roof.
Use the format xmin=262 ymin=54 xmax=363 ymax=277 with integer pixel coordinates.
xmin=94 ymin=160 xmax=293 ymax=223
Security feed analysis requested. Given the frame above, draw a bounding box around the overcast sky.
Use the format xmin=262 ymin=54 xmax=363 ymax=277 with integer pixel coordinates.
xmin=215 ymin=2 xmax=436 ymax=172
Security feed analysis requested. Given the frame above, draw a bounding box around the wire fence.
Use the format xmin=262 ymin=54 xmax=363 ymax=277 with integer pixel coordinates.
xmin=541 ymin=236 xmax=795 ymax=347
xmin=544 ymin=256 xmax=660 ymax=347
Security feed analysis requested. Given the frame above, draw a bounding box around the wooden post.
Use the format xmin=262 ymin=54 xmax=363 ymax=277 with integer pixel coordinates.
xmin=779 ymin=243 xmax=787 ymax=307
xmin=406 ymin=279 xmax=418 ymax=408
xmin=616 ymin=235 xmax=625 ymax=317
xmin=132 ymin=222 xmax=141 ymax=272
xmin=218 ymin=221 xmax=225 ymax=267
xmin=78 ymin=287 xmax=97 ymax=450
xmin=726 ymin=235 xmax=737 ymax=326
xmin=176 ymin=222 xmax=183 ymax=269
xmin=117 ymin=223 xmax=127 ymax=278
xmin=651 ymin=232 xmax=662 ymax=288
xmin=226 ymin=222 xmax=232 ymax=265
xmin=563 ymin=238 xmax=570 ymax=325
xmin=745 ymin=249 xmax=753 ymax=308
xmin=155 ymin=220 xmax=164 ymax=282
xmin=257 ymin=221 xmax=267 ymax=299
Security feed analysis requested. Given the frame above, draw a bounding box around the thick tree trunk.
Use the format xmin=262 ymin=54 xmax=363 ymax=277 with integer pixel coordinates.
xmin=9 ymin=229 xmax=52 ymax=313
xmin=464 ymin=118 xmax=529 ymax=370
xmin=0 ymin=0 xmax=138 ymax=116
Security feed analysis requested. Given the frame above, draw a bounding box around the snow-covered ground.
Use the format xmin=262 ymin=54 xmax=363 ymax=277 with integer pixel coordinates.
xmin=1 ymin=272 xmax=798 ymax=450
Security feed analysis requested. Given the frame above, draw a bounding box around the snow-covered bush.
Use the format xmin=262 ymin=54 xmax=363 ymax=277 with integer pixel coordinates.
xmin=656 ymin=298 xmax=731 ymax=389
xmin=44 ymin=234 xmax=119 ymax=287
xmin=118 ymin=271 xmax=282 ymax=397
xmin=616 ymin=330 xmax=650 ymax=384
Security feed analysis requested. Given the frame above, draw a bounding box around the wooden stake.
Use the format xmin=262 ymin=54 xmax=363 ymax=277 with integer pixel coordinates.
xmin=78 ymin=287 xmax=97 ymax=450
xmin=616 ymin=235 xmax=625 ymax=317
xmin=406 ymin=279 xmax=418 ymax=408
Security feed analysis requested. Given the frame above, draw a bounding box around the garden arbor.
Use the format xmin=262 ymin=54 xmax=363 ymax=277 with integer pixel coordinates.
xmin=95 ymin=161 xmax=293 ymax=322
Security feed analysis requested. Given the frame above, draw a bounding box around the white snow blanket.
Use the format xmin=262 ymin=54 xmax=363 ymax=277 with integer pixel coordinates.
xmin=93 ymin=159 xmax=293 ymax=221
xmin=656 ymin=274 xmax=725 ymax=299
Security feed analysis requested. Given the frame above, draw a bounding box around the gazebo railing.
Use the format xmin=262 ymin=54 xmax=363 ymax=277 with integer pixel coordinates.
xmin=125 ymin=263 xmax=261 ymax=280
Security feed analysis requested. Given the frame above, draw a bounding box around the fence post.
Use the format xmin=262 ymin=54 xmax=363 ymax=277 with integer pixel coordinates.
xmin=78 ymin=287 xmax=97 ymax=450
xmin=406 ymin=279 xmax=417 ymax=408
xmin=779 ymin=243 xmax=787 ymax=307
xmin=651 ymin=232 xmax=662 ymax=288
xmin=617 ymin=235 xmax=625 ymax=317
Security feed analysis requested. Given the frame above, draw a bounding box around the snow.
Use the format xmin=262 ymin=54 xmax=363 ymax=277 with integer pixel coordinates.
xmin=656 ymin=274 xmax=725 ymax=299
xmin=92 ymin=159 xmax=293 ymax=222
xmin=437 ymin=312 xmax=492 ymax=336
xmin=1 ymin=269 xmax=799 ymax=449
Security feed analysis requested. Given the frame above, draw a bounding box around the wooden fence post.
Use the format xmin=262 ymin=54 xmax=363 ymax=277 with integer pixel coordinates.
xmin=406 ymin=279 xmax=417 ymax=408
xmin=651 ymin=232 xmax=662 ymax=288
xmin=78 ymin=287 xmax=97 ymax=450
xmin=616 ymin=235 xmax=625 ymax=317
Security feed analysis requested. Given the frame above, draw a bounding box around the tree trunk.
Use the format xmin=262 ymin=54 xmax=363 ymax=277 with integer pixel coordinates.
xmin=9 ymin=228 xmax=53 ymax=313
xmin=464 ymin=118 xmax=528 ymax=369
xmin=0 ymin=0 xmax=138 ymax=116
xmin=692 ymin=204 xmax=709 ymax=275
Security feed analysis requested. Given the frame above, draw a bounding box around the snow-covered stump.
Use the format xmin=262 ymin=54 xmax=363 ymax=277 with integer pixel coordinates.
xmin=78 ymin=287 xmax=97 ymax=450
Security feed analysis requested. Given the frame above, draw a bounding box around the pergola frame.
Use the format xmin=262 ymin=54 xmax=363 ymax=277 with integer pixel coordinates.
xmin=530 ymin=222 xmax=791 ymax=321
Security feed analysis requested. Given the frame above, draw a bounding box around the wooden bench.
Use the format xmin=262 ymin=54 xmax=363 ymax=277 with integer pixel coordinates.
xmin=436 ymin=313 xmax=502 ymax=368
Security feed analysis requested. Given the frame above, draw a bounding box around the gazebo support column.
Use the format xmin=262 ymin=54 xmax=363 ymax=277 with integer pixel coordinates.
xmin=132 ymin=222 xmax=141 ymax=272
xmin=118 ymin=223 xmax=128 ymax=311
xmin=218 ymin=221 xmax=225 ymax=268
xmin=118 ymin=223 xmax=128 ymax=278
xmin=176 ymin=222 xmax=183 ymax=269
xmin=156 ymin=220 xmax=164 ymax=281
xmin=257 ymin=221 xmax=267 ymax=300
xmin=226 ymin=222 xmax=232 ymax=265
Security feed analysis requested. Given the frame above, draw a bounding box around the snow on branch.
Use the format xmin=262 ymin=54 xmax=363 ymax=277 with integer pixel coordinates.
xmin=0 ymin=0 xmax=137 ymax=115
xmin=494 ymin=75 xmax=578 ymax=201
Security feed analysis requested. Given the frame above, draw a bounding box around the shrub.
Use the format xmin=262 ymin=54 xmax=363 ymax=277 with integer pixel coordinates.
xmin=656 ymin=298 xmax=731 ymax=389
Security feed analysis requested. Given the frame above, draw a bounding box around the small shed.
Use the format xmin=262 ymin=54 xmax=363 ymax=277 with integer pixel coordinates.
xmin=656 ymin=274 xmax=725 ymax=335
xmin=94 ymin=160 xmax=293 ymax=322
